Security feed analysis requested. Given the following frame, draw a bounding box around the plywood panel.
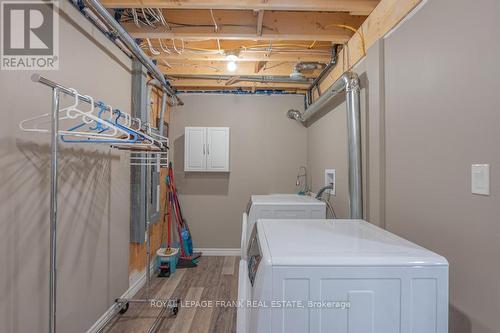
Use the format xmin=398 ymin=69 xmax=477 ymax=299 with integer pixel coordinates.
xmin=129 ymin=85 xmax=171 ymax=275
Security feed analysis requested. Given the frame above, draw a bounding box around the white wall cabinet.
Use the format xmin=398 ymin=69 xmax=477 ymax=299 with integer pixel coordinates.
xmin=184 ymin=127 xmax=230 ymax=172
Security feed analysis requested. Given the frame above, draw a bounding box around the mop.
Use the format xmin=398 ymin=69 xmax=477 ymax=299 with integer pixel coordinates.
xmin=156 ymin=177 xmax=179 ymax=277
xmin=167 ymin=162 xmax=201 ymax=268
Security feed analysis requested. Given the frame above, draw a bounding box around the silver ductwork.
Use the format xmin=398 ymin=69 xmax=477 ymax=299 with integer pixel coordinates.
xmin=286 ymin=109 xmax=304 ymax=121
xmin=287 ymin=71 xmax=362 ymax=219
xmin=290 ymin=62 xmax=326 ymax=80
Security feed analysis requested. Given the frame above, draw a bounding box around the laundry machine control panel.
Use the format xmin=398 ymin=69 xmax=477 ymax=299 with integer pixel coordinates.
xmin=247 ymin=225 xmax=261 ymax=286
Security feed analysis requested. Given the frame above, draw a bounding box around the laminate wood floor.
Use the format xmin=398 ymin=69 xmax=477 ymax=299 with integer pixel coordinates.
xmin=104 ymin=256 xmax=239 ymax=333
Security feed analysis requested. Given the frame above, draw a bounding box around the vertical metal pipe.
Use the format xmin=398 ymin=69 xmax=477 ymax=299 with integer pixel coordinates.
xmin=49 ymin=88 xmax=60 ymax=333
xmin=293 ymin=71 xmax=363 ymax=219
xmin=345 ymin=78 xmax=363 ymax=219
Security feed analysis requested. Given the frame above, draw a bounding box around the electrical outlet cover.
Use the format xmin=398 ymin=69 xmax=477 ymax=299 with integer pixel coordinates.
xmin=324 ymin=169 xmax=336 ymax=196
xmin=471 ymin=164 xmax=490 ymax=195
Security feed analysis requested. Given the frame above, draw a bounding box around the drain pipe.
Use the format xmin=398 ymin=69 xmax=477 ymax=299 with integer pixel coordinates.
xmin=84 ymin=0 xmax=183 ymax=106
xmin=291 ymin=71 xmax=362 ymax=219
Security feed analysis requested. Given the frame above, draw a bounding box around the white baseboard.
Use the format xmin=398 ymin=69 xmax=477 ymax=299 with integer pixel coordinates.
xmin=195 ymin=248 xmax=240 ymax=256
xmin=86 ymin=260 xmax=156 ymax=333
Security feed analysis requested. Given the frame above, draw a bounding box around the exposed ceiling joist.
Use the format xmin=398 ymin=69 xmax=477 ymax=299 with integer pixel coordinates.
xmin=313 ymin=0 xmax=423 ymax=101
xmin=160 ymin=60 xmax=321 ymax=77
xmin=121 ymin=10 xmax=365 ymax=42
xmin=169 ymin=78 xmax=310 ymax=90
xmin=152 ymin=51 xmax=331 ymax=63
xmin=254 ymin=61 xmax=266 ymax=73
xmin=102 ymin=0 xmax=379 ymax=15
xmin=132 ymin=30 xmax=349 ymax=42
xmin=256 ymin=10 xmax=264 ymax=36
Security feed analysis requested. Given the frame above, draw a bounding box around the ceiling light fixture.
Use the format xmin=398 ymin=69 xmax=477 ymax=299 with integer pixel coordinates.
xmin=226 ymin=54 xmax=238 ymax=62
xmin=227 ymin=61 xmax=237 ymax=72
xmin=224 ymin=50 xmax=239 ymax=72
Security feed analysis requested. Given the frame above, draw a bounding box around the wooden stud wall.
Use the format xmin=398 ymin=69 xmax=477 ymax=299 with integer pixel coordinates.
xmin=129 ymin=86 xmax=171 ymax=274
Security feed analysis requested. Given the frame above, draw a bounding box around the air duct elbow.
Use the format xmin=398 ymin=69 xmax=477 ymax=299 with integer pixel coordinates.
xmin=286 ymin=109 xmax=305 ymax=122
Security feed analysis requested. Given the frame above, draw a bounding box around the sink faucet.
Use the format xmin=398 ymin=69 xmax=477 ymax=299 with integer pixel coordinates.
xmin=296 ymin=166 xmax=309 ymax=194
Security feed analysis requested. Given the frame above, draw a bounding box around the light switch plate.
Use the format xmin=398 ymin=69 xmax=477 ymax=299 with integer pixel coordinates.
xmin=471 ymin=164 xmax=490 ymax=195
xmin=324 ymin=169 xmax=336 ymax=196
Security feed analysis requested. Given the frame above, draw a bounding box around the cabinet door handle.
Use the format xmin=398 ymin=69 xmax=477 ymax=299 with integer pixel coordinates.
xmin=203 ymin=144 xmax=206 ymax=155
xmin=207 ymin=144 xmax=210 ymax=155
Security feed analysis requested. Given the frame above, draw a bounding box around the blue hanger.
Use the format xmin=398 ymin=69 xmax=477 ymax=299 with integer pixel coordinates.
xmin=89 ymin=101 xmax=110 ymax=132
xmin=61 ymin=107 xmax=151 ymax=144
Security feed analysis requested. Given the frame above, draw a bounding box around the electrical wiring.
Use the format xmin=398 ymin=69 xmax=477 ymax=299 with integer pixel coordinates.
xmin=209 ymin=9 xmax=218 ymax=32
xmin=324 ymin=23 xmax=366 ymax=56
xmin=156 ymin=8 xmax=170 ymax=29
xmin=160 ymin=59 xmax=172 ymax=68
xmin=158 ymin=39 xmax=172 ymax=54
xmin=141 ymin=8 xmax=155 ymax=27
xmin=146 ymin=8 xmax=161 ymax=22
xmin=119 ymin=10 xmax=257 ymax=30
xmin=131 ymin=8 xmax=140 ymax=27
xmin=166 ymin=62 xmax=220 ymax=71
xmin=216 ymin=39 xmax=222 ymax=54
xmin=262 ymin=62 xmax=287 ymax=71
xmin=146 ymin=38 xmax=161 ymax=55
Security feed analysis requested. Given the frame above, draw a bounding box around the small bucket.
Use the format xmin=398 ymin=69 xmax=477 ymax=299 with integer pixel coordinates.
xmin=156 ymin=247 xmax=179 ymax=275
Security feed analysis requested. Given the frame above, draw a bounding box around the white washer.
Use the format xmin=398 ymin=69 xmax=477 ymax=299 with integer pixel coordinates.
xmin=241 ymin=194 xmax=326 ymax=258
xmin=237 ymin=219 xmax=448 ymax=333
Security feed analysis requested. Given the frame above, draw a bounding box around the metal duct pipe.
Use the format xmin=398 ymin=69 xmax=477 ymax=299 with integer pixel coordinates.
xmin=289 ymin=71 xmax=362 ymax=219
xmin=345 ymin=74 xmax=363 ymax=219
xmin=290 ymin=62 xmax=325 ymax=80
xmin=84 ymin=0 xmax=183 ymax=106
xmin=293 ymin=62 xmax=326 ymax=72
xmin=168 ymin=74 xmax=312 ymax=84
xmin=307 ymin=44 xmax=339 ymax=105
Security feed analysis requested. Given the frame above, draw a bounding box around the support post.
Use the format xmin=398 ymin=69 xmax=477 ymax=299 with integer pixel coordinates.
xmin=49 ymin=88 xmax=60 ymax=333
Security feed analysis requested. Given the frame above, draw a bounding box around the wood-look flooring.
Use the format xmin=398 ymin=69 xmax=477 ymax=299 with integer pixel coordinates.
xmin=104 ymin=256 xmax=239 ymax=333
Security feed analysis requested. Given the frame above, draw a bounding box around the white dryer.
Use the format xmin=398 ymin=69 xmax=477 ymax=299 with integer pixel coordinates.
xmin=241 ymin=194 xmax=326 ymax=258
xmin=237 ymin=219 xmax=449 ymax=333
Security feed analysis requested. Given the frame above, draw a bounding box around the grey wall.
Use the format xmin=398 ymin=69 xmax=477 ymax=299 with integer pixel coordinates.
xmin=383 ymin=0 xmax=500 ymax=332
xmin=307 ymin=41 xmax=385 ymax=225
xmin=307 ymin=0 xmax=500 ymax=332
xmin=0 ymin=3 xmax=131 ymax=332
xmin=171 ymin=94 xmax=307 ymax=248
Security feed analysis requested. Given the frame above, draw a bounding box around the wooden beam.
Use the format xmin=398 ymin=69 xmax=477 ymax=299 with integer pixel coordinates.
xmin=159 ymin=60 xmax=321 ymax=77
xmin=256 ymin=10 xmax=264 ymax=36
xmin=122 ymin=10 xmax=365 ymax=42
xmin=225 ymin=76 xmax=241 ymax=86
xmin=313 ymin=0 xmax=423 ymax=100
xmin=254 ymin=61 xmax=266 ymax=73
xmin=170 ymin=78 xmax=310 ymax=90
xmin=152 ymin=51 xmax=331 ymax=63
xmin=103 ymin=0 xmax=379 ymax=15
